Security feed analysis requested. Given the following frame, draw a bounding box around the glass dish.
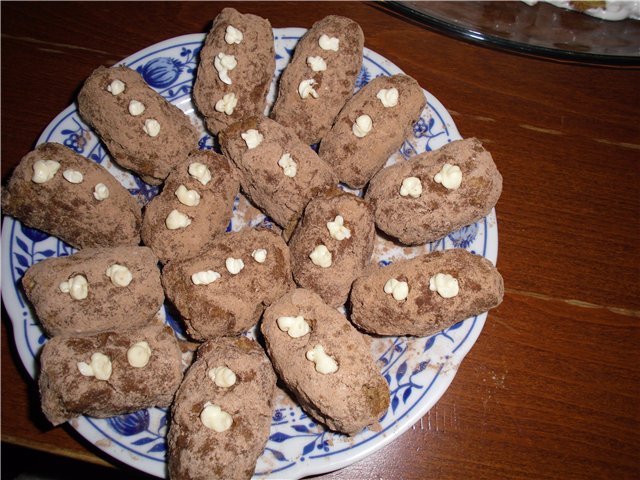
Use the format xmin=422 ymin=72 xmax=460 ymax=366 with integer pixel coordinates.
xmin=384 ymin=1 xmax=640 ymax=65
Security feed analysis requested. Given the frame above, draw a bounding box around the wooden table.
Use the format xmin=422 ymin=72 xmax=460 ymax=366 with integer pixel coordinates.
xmin=2 ymin=2 xmax=639 ymax=479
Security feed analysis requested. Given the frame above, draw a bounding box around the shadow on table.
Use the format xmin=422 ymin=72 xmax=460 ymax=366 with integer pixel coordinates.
xmin=1 ymin=443 xmax=154 ymax=480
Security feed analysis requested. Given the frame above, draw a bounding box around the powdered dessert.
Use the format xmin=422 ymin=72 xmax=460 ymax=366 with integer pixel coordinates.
xmin=168 ymin=337 xmax=276 ymax=480
xmin=1 ymin=142 xmax=141 ymax=249
xmin=262 ymin=288 xmax=389 ymax=434
xmin=289 ymin=189 xmax=375 ymax=307
xmin=271 ymin=15 xmax=364 ymax=144
xmin=22 ymin=246 xmax=163 ymax=337
xmin=219 ymin=116 xmax=337 ymax=234
xmin=161 ymin=228 xmax=295 ymax=340
xmin=193 ymin=8 xmax=275 ymax=134
xmin=141 ymin=150 xmax=239 ymax=264
xmin=77 ymin=66 xmax=199 ymax=185
xmin=350 ymin=249 xmax=504 ymax=336
xmin=366 ymin=138 xmax=503 ymax=245
xmin=319 ymin=74 xmax=426 ymax=188
xmin=10 ymin=11 xmax=507 ymax=477
xmin=39 ymin=324 xmax=183 ymax=426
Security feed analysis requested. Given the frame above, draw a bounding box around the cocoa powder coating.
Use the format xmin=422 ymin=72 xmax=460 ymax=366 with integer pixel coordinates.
xmin=39 ymin=324 xmax=183 ymax=426
xmin=77 ymin=66 xmax=199 ymax=185
xmin=350 ymin=249 xmax=504 ymax=336
xmin=262 ymin=288 xmax=389 ymax=435
xmin=193 ymin=7 xmax=275 ymax=134
xmin=366 ymin=137 xmax=503 ymax=245
xmin=271 ymin=15 xmax=364 ymax=144
xmin=1 ymin=142 xmax=141 ymax=249
xmin=141 ymin=150 xmax=239 ymax=264
xmin=168 ymin=337 xmax=276 ymax=480
xmin=22 ymin=246 xmax=163 ymax=337
xmin=319 ymin=74 xmax=426 ymax=188
xmin=289 ymin=189 xmax=375 ymax=307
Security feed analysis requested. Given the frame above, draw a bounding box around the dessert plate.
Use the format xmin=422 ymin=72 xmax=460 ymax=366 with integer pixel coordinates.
xmin=1 ymin=29 xmax=498 ymax=478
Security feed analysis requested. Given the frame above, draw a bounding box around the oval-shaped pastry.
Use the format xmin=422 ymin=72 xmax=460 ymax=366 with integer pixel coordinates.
xmin=219 ymin=116 xmax=337 ymax=234
xmin=77 ymin=65 xmax=199 ymax=185
xmin=141 ymin=150 xmax=239 ymax=264
xmin=168 ymin=337 xmax=276 ymax=480
xmin=289 ymin=189 xmax=375 ymax=307
xmin=319 ymin=74 xmax=426 ymax=188
xmin=39 ymin=324 xmax=183 ymax=426
xmin=349 ymin=248 xmax=504 ymax=336
xmin=366 ymin=137 xmax=503 ymax=245
xmin=271 ymin=15 xmax=364 ymax=145
xmin=22 ymin=246 xmax=163 ymax=337
xmin=261 ymin=288 xmax=389 ymax=435
xmin=193 ymin=7 xmax=275 ymax=135
xmin=1 ymin=142 xmax=141 ymax=249
xmin=161 ymin=228 xmax=295 ymax=340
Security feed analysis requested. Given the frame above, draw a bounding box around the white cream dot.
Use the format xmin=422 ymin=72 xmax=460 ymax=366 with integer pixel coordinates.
xmin=143 ymin=119 xmax=161 ymax=137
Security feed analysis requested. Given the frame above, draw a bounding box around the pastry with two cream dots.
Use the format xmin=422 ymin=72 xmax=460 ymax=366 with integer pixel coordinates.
xmin=168 ymin=337 xmax=276 ymax=480
xmin=141 ymin=150 xmax=239 ymax=264
xmin=271 ymin=15 xmax=364 ymax=144
xmin=319 ymin=74 xmax=426 ymax=189
xmin=289 ymin=190 xmax=376 ymax=307
xmin=77 ymin=65 xmax=199 ymax=185
xmin=38 ymin=324 xmax=183 ymax=426
xmin=262 ymin=288 xmax=389 ymax=435
xmin=219 ymin=116 xmax=337 ymax=234
xmin=161 ymin=228 xmax=295 ymax=340
xmin=350 ymin=249 xmax=504 ymax=336
xmin=366 ymin=137 xmax=503 ymax=245
xmin=1 ymin=142 xmax=142 ymax=249
xmin=21 ymin=246 xmax=163 ymax=337
xmin=193 ymin=7 xmax=275 ymax=134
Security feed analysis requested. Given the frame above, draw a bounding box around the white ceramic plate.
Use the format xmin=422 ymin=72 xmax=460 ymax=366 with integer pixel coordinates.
xmin=1 ymin=29 xmax=498 ymax=479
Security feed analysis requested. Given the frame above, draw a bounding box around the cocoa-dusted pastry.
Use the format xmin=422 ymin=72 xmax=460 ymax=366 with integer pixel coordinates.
xmin=219 ymin=116 xmax=337 ymax=234
xmin=22 ymin=246 xmax=163 ymax=337
xmin=168 ymin=337 xmax=276 ymax=480
xmin=271 ymin=15 xmax=364 ymax=144
xmin=141 ymin=150 xmax=239 ymax=264
xmin=261 ymin=288 xmax=389 ymax=435
xmin=39 ymin=323 xmax=183 ymax=426
xmin=193 ymin=7 xmax=275 ymax=135
xmin=161 ymin=228 xmax=295 ymax=340
xmin=349 ymin=248 xmax=504 ymax=337
xmin=366 ymin=137 xmax=503 ymax=245
xmin=1 ymin=142 xmax=141 ymax=249
xmin=319 ymin=74 xmax=426 ymax=188
xmin=289 ymin=189 xmax=375 ymax=307
xmin=77 ymin=65 xmax=199 ymax=185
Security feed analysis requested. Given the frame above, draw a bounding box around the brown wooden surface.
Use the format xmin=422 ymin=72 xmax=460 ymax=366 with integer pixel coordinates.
xmin=2 ymin=1 xmax=639 ymax=479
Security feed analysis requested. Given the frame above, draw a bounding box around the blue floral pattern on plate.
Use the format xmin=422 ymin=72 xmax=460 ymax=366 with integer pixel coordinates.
xmin=1 ymin=30 xmax=498 ymax=479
